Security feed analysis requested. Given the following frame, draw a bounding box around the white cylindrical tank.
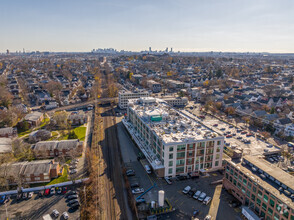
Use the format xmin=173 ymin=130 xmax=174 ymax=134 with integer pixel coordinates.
xmin=158 ymin=190 xmax=165 ymax=207
xmin=151 ymin=201 xmax=156 ymax=208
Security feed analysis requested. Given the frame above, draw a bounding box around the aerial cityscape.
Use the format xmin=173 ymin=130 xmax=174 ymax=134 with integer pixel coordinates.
xmin=1 ymin=1 xmax=294 ymax=220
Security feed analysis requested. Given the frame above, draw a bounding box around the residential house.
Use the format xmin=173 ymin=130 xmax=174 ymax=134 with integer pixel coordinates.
xmin=0 ymin=127 xmax=17 ymax=138
xmin=274 ymin=118 xmax=293 ymax=135
xmin=0 ymin=160 xmax=60 ymax=185
xmin=68 ymin=111 xmax=88 ymax=126
xmin=0 ymin=138 xmax=12 ymax=154
xmin=32 ymin=139 xmax=83 ymax=158
xmin=23 ymin=112 xmax=44 ymax=127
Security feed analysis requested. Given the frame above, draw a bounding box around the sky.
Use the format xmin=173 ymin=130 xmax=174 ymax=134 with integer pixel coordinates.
xmin=1 ymin=0 xmax=294 ymax=53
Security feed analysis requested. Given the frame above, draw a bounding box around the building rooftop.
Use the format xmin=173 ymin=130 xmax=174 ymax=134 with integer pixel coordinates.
xmin=129 ymin=97 xmax=222 ymax=145
xmin=228 ymin=156 xmax=294 ymax=209
xmin=0 ymin=138 xmax=12 ymax=154
xmin=119 ymin=89 xmax=149 ymax=95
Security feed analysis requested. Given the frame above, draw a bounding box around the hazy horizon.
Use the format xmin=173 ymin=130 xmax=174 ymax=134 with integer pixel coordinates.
xmin=2 ymin=0 xmax=294 ymax=53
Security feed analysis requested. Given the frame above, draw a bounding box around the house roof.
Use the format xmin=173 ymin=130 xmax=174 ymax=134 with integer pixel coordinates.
xmin=278 ymin=118 xmax=292 ymax=125
xmin=0 ymin=138 xmax=12 ymax=154
xmin=252 ymin=110 xmax=267 ymax=117
xmin=24 ymin=112 xmax=43 ymax=122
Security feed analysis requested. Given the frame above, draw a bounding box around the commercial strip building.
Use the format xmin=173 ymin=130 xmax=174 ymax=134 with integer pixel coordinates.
xmin=118 ymin=89 xmax=149 ymax=109
xmin=224 ymin=156 xmax=294 ymax=220
xmin=122 ymin=97 xmax=224 ymax=177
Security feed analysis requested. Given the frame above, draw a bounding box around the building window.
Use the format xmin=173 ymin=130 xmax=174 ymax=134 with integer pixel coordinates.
xmin=169 ymin=147 xmax=174 ymax=152
xmin=177 ymin=152 xmax=185 ymax=158
xmin=263 ymin=194 xmax=268 ymax=203
xmin=233 ymin=179 xmax=236 ymax=186
xmin=176 ymin=159 xmax=185 ymax=166
xmin=237 ymin=182 xmax=241 ymax=189
xmin=169 ymin=154 xmax=173 ymax=159
xmin=177 ymin=145 xmax=186 ymax=151
xmin=247 ymin=182 xmax=252 ymax=190
xmin=243 ymin=178 xmax=247 ymax=186
xmin=253 ymin=186 xmax=256 ymax=193
xmin=262 ymin=203 xmax=267 ymax=211
xmin=267 ymin=208 xmax=273 ymax=216
xmin=251 ymin=194 xmax=255 ymax=201
xmin=216 ymin=147 xmax=221 ymax=152
xmin=241 ymin=187 xmax=246 ymax=194
xmin=187 ymin=158 xmax=192 ymax=164
xmin=168 ymin=168 xmax=173 ymax=174
xmin=168 ymin=161 xmax=173 ymax=167
xmin=215 ymin=161 xmax=219 ymax=167
xmin=225 ymin=173 xmax=228 ymax=179
xmin=269 ymin=199 xmax=275 ymax=208
xmin=176 ymin=167 xmax=184 ymax=173
xmin=258 ymin=190 xmax=262 ymax=198
xmin=257 ymin=198 xmax=261 ymax=205
xmin=216 ymin=154 xmax=220 ymax=160
xmin=217 ymin=140 xmax=221 ymax=145
xmin=188 ymin=144 xmax=194 ymax=149
xmin=188 ymin=151 xmax=193 ymax=157
xmin=274 ymin=213 xmax=279 ymax=220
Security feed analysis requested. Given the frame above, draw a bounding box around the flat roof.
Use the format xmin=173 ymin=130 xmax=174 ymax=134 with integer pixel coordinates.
xmin=227 ymin=158 xmax=294 ymax=208
xmin=129 ymin=98 xmax=222 ymax=145
xmin=243 ymin=155 xmax=294 ymax=190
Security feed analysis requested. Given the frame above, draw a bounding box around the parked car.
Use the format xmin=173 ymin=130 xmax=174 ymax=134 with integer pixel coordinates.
xmin=182 ymin=186 xmax=191 ymax=194
xmin=68 ymin=194 xmax=79 ymax=200
xmin=229 ymin=125 xmax=234 ymax=128
xmin=70 ymin=202 xmax=80 ymax=210
xmin=50 ymin=187 xmax=55 ymax=195
xmin=241 ymin=131 xmax=247 ymax=134
xmin=237 ymin=136 xmax=242 ymax=139
xmin=0 ymin=195 xmax=5 ymax=204
xmin=164 ymin=177 xmax=172 ymax=185
xmin=68 ymin=199 xmax=79 ymax=205
xmin=67 ymin=191 xmax=77 ymax=196
xmin=62 ymin=187 xmax=68 ymax=194
xmin=52 ymin=209 xmax=59 ymax=218
xmin=198 ymin=192 xmax=207 ymax=202
xmin=126 ymin=169 xmax=135 ymax=176
xmin=136 ymin=198 xmax=146 ymax=204
xmin=192 ymin=210 xmax=199 ymax=217
xmin=132 ymin=188 xmax=144 ymax=194
xmin=220 ymin=128 xmax=225 ymax=131
xmin=193 ymin=191 xmax=202 ymax=199
xmin=62 ymin=212 xmax=69 ymax=220
xmin=28 ymin=192 xmax=33 ymax=199
xmin=56 ymin=187 xmax=62 ymax=194
xmin=204 ymin=215 xmax=212 ymax=220
xmin=177 ymin=175 xmax=188 ymax=180
xmin=213 ymin=124 xmax=218 ymax=127
xmin=226 ymin=134 xmax=232 ymax=138
xmin=203 ymin=196 xmax=212 ymax=205
xmin=188 ymin=188 xmax=197 ymax=197
xmin=44 ymin=189 xmax=50 ymax=196
xmin=246 ymin=133 xmax=253 ymax=137
xmin=22 ymin=192 xmax=28 ymax=199
xmin=38 ymin=191 xmax=44 ymax=197
xmin=144 ymin=165 xmax=151 ymax=174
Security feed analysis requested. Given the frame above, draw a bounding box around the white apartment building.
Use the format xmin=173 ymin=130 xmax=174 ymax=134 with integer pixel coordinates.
xmin=118 ymin=89 xmax=149 ymax=109
xmin=122 ymin=97 xmax=224 ymax=177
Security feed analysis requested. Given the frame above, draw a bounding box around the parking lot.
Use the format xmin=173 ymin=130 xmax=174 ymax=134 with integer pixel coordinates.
xmin=183 ymin=109 xmax=280 ymax=156
xmin=0 ymin=187 xmax=80 ymax=220
xmin=117 ymin=118 xmax=243 ymax=220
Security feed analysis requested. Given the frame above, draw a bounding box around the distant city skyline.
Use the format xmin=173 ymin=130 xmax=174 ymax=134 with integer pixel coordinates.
xmin=1 ymin=0 xmax=294 ymax=53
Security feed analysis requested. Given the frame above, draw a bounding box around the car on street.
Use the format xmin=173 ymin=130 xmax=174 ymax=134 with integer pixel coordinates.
xmin=62 ymin=212 xmax=69 ymax=219
xmin=246 ymin=133 xmax=253 ymax=137
xmin=198 ymin=192 xmax=207 ymax=202
xmin=226 ymin=134 xmax=232 ymax=138
xmin=144 ymin=165 xmax=151 ymax=174
xmin=62 ymin=187 xmax=68 ymax=194
xmin=213 ymin=124 xmax=218 ymax=127
xmin=164 ymin=176 xmax=172 ymax=185
xmin=237 ymin=136 xmax=242 ymax=139
xmin=203 ymin=196 xmax=212 ymax=205
xmin=126 ymin=169 xmax=135 ymax=176
xmin=52 ymin=209 xmax=59 ymax=218
xmin=193 ymin=190 xmax=202 ymax=199
xmin=241 ymin=131 xmax=247 ymax=134
xmin=182 ymin=186 xmax=191 ymax=194
xmin=220 ymin=128 xmax=225 ymax=131
xmin=132 ymin=188 xmax=144 ymax=194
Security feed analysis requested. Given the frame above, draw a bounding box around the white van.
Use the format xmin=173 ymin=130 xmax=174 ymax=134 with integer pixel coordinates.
xmin=144 ymin=165 xmax=151 ymax=174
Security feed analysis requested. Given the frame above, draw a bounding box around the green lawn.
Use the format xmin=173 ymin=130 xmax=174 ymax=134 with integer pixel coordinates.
xmin=73 ymin=126 xmax=86 ymax=141
xmin=47 ymin=167 xmax=68 ymax=185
